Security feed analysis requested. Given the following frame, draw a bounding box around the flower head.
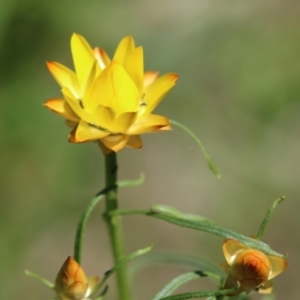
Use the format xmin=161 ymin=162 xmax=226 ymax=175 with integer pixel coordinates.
xmin=55 ymin=256 xmax=99 ymax=300
xmin=45 ymin=34 xmax=178 ymax=153
xmin=221 ymin=239 xmax=287 ymax=296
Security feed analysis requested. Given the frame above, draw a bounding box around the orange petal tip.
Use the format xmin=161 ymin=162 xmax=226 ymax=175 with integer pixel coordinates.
xmin=46 ymin=61 xmax=55 ymax=69
xmin=169 ymin=73 xmax=179 ymax=82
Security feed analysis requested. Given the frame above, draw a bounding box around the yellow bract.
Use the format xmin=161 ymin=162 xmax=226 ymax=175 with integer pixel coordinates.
xmin=55 ymin=256 xmax=99 ymax=300
xmin=44 ymin=33 xmax=178 ymax=153
xmin=221 ymin=239 xmax=287 ymax=297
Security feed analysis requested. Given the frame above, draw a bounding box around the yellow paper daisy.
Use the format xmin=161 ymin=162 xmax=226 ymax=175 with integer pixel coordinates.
xmin=44 ymin=33 xmax=178 ymax=153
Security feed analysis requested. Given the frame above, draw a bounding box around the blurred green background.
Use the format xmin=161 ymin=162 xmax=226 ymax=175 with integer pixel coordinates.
xmin=1 ymin=0 xmax=299 ymax=299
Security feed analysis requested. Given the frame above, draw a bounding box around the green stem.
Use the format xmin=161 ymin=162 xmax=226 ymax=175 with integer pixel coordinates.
xmin=104 ymin=152 xmax=130 ymax=300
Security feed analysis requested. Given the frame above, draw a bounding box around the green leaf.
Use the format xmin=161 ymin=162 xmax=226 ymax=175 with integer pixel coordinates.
xmin=95 ymin=244 xmax=153 ymax=293
xmin=117 ymin=172 xmax=145 ymax=188
xmin=74 ymin=185 xmax=115 ymax=263
xmin=153 ymin=271 xmax=222 ymax=300
xmin=24 ymin=269 xmax=54 ymax=289
xmin=148 ymin=206 xmax=284 ymax=257
xmin=74 ymin=173 xmax=146 ymax=264
xmin=151 ymin=205 xmax=215 ymax=224
xmin=94 ymin=285 xmax=109 ymax=300
xmin=170 ymin=119 xmax=221 ymax=178
xmin=256 ymin=196 xmax=285 ymax=240
xmin=110 ymin=206 xmax=285 ymax=258
xmin=157 ymin=287 xmax=238 ymax=300
xmin=129 ymin=252 xmax=224 ymax=279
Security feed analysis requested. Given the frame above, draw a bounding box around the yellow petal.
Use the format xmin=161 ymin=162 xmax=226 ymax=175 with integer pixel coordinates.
xmin=268 ymin=255 xmax=288 ymax=280
xmin=69 ymin=126 xmax=79 ymax=143
xmin=71 ymin=33 xmax=96 ymax=93
xmin=91 ymin=105 xmax=114 ymax=130
xmin=46 ymin=61 xmax=80 ymax=96
xmin=89 ymin=61 xmax=140 ymax=115
xmin=98 ymin=140 xmax=112 ymax=155
xmin=223 ymin=275 xmax=244 ymax=296
xmin=128 ymin=114 xmax=170 ymax=134
xmin=82 ymin=61 xmax=99 ymax=111
xmin=231 ymin=249 xmax=270 ymax=284
xmin=222 ymin=239 xmax=249 ymax=265
xmin=85 ymin=106 xmax=135 ymax=135
xmin=75 ymin=120 xmax=109 ymax=142
xmin=144 ymin=71 xmax=159 ymax=87
xmin=141 ymin=73 xmax=178 ymax=116
xmin=113 ymin=36 xmax=135 ymax=64
xmin=94 ymin=47 xmax=111 ymax=70
xmin=102 ymin=134 xmax=129 ymax=152
xmin=113 ymin=36 xmax=144 ymax=93
xmin=110 ymin=112 xmax=136 ymax=133
xmin=62 ymin=87 xmax=92 ymax=122
xmin=86 ymin=276 xmax=100 ymax=297
xmin=159 ymin=124 xmax=172 ymax=131
xmin=43 ymin=98 xmax=80 ymax=122
xmin=127 ymin=135 xmax=143 ymax=149
xmin=257 ymin=280 xmax=273 ymax=294
xmin=123 ymin=46 xmax=144 ymax=94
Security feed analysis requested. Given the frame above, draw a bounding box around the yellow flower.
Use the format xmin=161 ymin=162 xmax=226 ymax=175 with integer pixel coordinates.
xmin=221 ymin=239 xmax=287 ymax=296
xmin=44 ymin=33 xmax=178 ymax=153
xmin=55 ymin=256 xmax=99 ymax=300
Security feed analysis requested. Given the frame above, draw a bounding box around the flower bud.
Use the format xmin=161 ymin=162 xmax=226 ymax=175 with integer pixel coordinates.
xmin=221 ymin=239 xmax=287 ymax=296
xmin=230 ymin=249 xmax=270 ymax=291
xmin=55 ymin=256 xmax=88 ymax=300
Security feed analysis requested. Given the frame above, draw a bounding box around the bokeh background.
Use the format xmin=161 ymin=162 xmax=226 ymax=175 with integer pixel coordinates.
xmin=1 ymin=0 xmax=300 ymax=299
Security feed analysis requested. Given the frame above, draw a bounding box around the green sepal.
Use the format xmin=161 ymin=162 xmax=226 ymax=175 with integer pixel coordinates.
xmin=170 ymin=119 xmax=221 ymax=178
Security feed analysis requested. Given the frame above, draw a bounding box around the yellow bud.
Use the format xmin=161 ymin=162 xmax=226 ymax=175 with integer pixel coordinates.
xmin=221 ymin=239 xmax=287 ymax=296
xmin=230 ymin=249 xmax=270 ymax=290
xmin=55 ymin=256 xmax=88 ymax=300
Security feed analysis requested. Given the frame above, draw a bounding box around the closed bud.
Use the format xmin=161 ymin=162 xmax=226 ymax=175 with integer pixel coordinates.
xmin=55 ymin=256 xmax=88 ymax=300
xmin=221 ymin=239 xmax=287 ymax=296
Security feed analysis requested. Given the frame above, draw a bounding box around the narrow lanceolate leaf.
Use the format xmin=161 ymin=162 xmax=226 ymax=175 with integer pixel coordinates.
xmin=96 ymin=244 xmax=153 ymax=292
xmin=158 ymin=287 xmax=238 ymax=300
xmin=170 ymin=119 xmax=221 ymax=178
xmin=256 ymin=196 xmax=285 ymax=240
xmin=74 ymin=174 xmax=146 ymax=264
xmin=151 ymin=205 xmax=214 ymax=224
xmin=148 ymin=208 xmax=284 ymax=257
xmin=117 ymin=172 xmax=145 ymax=188
xmin=110 ymin=206 xmax=285 ymax=258
xmin=94 ymin=285 xmax=109 ymax=300
xmin=24 ymin=270 xmax=54 ymax=289
xmin=153 ymin=271 xmax=222 ymax=300
xmin=129 ymin=252 xmax=223 ymax=278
